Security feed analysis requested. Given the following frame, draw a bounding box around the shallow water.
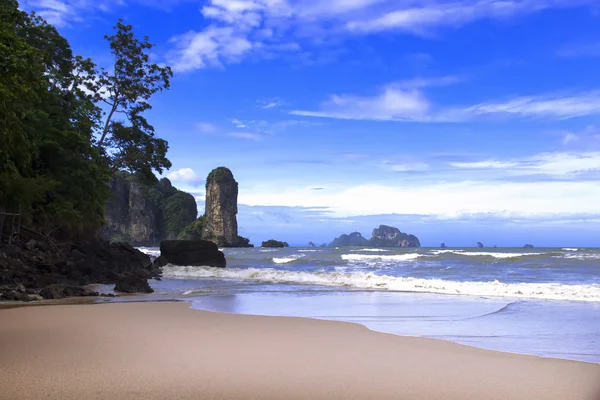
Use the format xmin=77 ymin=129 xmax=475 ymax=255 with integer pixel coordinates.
xmin=133 ymin=246 xmax=600 ymax=363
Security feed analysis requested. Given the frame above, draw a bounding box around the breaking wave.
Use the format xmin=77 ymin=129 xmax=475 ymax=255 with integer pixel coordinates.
xmin=272 ymin=254 xmax=305 ymax=264
xmin=350 ymin=248 xmax=390 ymax=252
xmin=342 ymin=253 xmax=422 ymax=262
xmin=161 ymin=266 xmax=600 ymax=302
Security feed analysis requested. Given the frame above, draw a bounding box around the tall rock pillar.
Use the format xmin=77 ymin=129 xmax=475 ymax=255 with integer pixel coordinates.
xmin=201 ymin=167 xmax=239 ymax=246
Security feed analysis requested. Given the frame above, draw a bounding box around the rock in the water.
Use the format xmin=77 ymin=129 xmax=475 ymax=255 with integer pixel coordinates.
xmin=201 ymin=167 xmax=248 ymax=247
xmin=441 ymin=243 xmax=448 ymax=248
xmin=114 ymin=275 xmax=153 ymax=294
xmin=261 ymin=240 xmax=289 ymax=248
xmin=160 ymin=240 xmax=226 ymax=268
xmin=477 ymin=242 xmax=484 ymax=248
xmin=370 ymin=225 xmax=420 ymax=248
xmin=308 ymin=242 xmax=316 ymax=248
xmin=329 ymin=232 xmax=370 ymax=247
xmin=524 ymin=244 xmax=534 ymax=248
xmin=153 ymin=255 xmax=169 ymax=268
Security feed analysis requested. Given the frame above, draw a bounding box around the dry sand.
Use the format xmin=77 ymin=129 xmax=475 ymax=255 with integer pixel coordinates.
xmin=0 ymin=301 xmax=598 ymax=400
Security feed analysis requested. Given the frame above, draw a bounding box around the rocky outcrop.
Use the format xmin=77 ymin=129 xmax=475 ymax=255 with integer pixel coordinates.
xmin=201 ymin=167 xmax=252 ymax=247
xmin=329 ymin=226 xmax=420 ymax=248
xmin=477 ymin=242 xmax=484 ymax=248
xmin=329 ymin=232 xmax=370 ymax=247
xmin=102 ymin=172 xmax=197 ymax=246
xmin=441 ymin=243 xmax=448 ymax=248
xmin=308 ymin=242 xmax=316 ymax=248
xmin=262 ymin=240 xmax=289 ymax=248
xmin=160 ymin=240 xmax=226 ymax=268
xmin=370 ymin=225 xmax=420 ymax=248
xmin=114 ymin=274 xmax=154 ymax=294
xmin=0 ymin=239 xmax=160 ymax=301
xmin=523 ymin=244 xmax=534 ymax=248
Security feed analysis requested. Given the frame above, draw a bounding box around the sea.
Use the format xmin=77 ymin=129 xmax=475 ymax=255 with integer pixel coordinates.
xmin=110 ymin=246 xmax=600 ymax=364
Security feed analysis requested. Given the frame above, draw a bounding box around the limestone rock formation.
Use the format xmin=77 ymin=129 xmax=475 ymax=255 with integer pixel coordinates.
xmin=329 ymin=232 xmax=370 ymax=247
xmin=160 ymin=240 xmax=226 ymax=268
xmin=370 ymin=225 xmax=420 ymax=248
xmin=201 ymin=167 xmax=251 ymax=247
xmin=102 ymin=172 xmax=197 ymax=246
xmin=262 ymin=240 xmax=289 ymax=248
xmin=329 ymin=226 xmax=420 ymax=248
xmin=524 ymin=244 xmax=534 ymax=248
xmin=477 ymin=242 xmax=484 ymax=248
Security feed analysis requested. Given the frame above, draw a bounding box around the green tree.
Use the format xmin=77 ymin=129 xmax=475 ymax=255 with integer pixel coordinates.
xmin=93 ymin=19 xmax=173 ymax=180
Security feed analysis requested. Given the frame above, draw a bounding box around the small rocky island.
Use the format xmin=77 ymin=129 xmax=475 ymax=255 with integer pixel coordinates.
xmin=329 ymin=225 xmax=420 ymax=248
xmin=262 ymin=240 xmax=289 ymax=248
xmin=523 ymin=244 xmax=534 ymax=248
xmin=477 ymin=242 xmax=484 ymax=248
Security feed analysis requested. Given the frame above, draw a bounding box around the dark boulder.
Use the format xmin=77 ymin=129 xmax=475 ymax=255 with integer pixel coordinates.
xmin=153 ymin=255 xmax=169 ymax=268
xmin=40 ymin=284 xmax=99 ymax=299
xmin=160 ymin=240 xmax=226 ymax=268
xmin=114 ymin=275 xmax=154 ymax=294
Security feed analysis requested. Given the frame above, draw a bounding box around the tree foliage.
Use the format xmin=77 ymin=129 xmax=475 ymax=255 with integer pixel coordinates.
xmin=178 ymin=215 xmax=205 ymax=240
xmin=0 ymin=2 xmax=172 ymax=239
xmin=93 ymin=19 xmax=173 ymax=180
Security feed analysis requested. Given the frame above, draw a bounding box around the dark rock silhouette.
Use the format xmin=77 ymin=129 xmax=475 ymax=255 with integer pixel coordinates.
xmin=441 ymin=243 xmax=448 ymax=248
xmin=160 ymin=240 xmax=226 ymax=268
xmin=262 ymin=240 xmax=289 ymax=248
xmin=524 ymin=244 xmax=534 ymax=248
xmin=477 ymin=242 xmax=484 ymax=248
xmin=329 ymin=232 xmax=370 ymax=247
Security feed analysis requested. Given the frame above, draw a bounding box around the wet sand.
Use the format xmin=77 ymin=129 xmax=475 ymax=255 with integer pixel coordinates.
xmin=0 ymin=301 xmax=598 ymax=400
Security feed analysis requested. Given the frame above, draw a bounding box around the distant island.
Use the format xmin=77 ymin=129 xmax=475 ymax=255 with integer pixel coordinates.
xmin=262 ymin=240 xmax=289 ymax=248
xmin=524 ymin=244 xmax=534 ymax=248
xmin=329 ymin=225 xmax=420 ymax=248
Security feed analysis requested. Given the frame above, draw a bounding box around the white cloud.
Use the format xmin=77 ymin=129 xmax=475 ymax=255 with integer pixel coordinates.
xmin=196 ymin=122 xmax=218 ymax=133
xmin=561 ymin=125 xmax=600 ymax=147
xmin=563 ymin=133 xmax=581 ymax=145
xmin=383 ymin=162 xmax=430 ymax=172
xmin=454 ymin=91 xmax=600 ymax=120
xmin=450 ymin=152 xmax=600 ymax=176
xmin=291 ymin=84 xmax=430 ymax=121
xmin=344 ymin=0 xmax=560 ymax=34
xmin=166 ymin=168 xmax=203 ymax=184
xmin=168 ymin=26 xmax=254 ymax=72
xmin=227 ymin=132 xmax=265 ymax=140
xmin=165 ymin=0 xmax=594 ymax=71
xmin=238 ymin=179 xmax=600 ymax=218
xmin=232 ymin=118 xmax=248 ymax=128
xmin=557 ymin=42 xmax=600 ymax=58
xmin=23 ymin=0 xmax=126 ymax=27
xmin=293 ymin=87 xmax=600 ymax=122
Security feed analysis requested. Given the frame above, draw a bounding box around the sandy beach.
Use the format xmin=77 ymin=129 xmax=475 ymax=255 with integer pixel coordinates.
xmin=0 ymin=301 xmax=598 ymax=400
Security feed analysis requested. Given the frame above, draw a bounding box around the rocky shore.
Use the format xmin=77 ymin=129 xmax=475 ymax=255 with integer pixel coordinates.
xmin=0 ymin=238 xmax=161 ymax=302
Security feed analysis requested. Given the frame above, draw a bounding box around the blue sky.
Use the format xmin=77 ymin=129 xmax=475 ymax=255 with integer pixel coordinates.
xmin=23 ymin=0 xmax=600 ymax=247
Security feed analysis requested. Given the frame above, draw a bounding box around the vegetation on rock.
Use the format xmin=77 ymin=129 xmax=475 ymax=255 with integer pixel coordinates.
xmin=178 ymin=216 xmax=205 ymax=240
xmin=205 ymin=167 xmax=235 ymax=188
xmin=329 ymin=226 xmax=420 ymax=248
xmin=0 ymin=1 xmax=172 ymax=240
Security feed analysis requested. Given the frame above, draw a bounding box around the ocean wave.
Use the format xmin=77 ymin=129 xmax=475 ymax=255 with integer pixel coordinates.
xmin=161 ymin=266 xmax=600 ymax=302
xmin=342 ymin=254 xmax=421 ymax=262
xmin=136 ymin=247 xmax=161 ymax=258
xmin=561 ymin=253 xmax=600 ymax=260
xmin=350 ymin=248 xmax=390 ymax=252
xmin=272 ymin=254 xmax=305 ymax=264
xmin=298 ymin=250 xmax=321 ymax=253
xmin=562 ymin=248 xmax=579 ymax=252
xmin=430 ymin=250 xmax=544 ymax=259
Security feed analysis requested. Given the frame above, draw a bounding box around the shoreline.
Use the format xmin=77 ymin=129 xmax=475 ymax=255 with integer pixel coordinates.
xmin=1 ymin=301 xmax=599 ymax=400
xmin=2 ymin=293 xmax=598 ymax=365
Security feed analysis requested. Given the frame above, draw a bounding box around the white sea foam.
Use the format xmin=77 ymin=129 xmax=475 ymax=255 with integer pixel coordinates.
xmin=298 ymin=250 xmax=321 ymax=253
xmin=136 ymin=247 xmax=161 ymax=258
xmin=259 ymin=249 xmax=279 ymax=252
xmin=561 ymin=253 xmax=600 ymax=260
xmin=272 ymin=254 xmax=305 ymax=264
xmin=342 ymin=254 xmax=422 ymax=262
xmin=562 ymin=248 xmax=579 ymax=252
xmin=350 ymin=248 xmax=390 ymax=252
xmin=161 ymin=266 xmax=600 ymax=302
xmin=429 ymin=250 xmax=543 ymax=259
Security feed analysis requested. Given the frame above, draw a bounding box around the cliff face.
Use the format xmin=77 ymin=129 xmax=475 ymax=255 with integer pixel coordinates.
xmin=370 ymin=225 xmax=420 ymax=248
xmin=102 ymin=173 xmax=197 ymax=246
xmin=329 ymin=232 xmax=370 ymax=247
xmin=329 ymin=225 xmax=420 ymax=248
xmin=201 ymin=167 xmax=242 ymax=247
